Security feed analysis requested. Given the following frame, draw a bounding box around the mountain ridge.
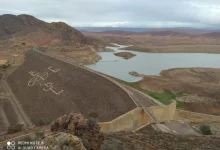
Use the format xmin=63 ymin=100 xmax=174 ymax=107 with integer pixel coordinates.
xmin=0 ymin=14 xmax=100 ymax=47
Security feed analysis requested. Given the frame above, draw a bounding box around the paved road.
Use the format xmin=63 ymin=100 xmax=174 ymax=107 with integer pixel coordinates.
xmin=124 ymin=85 xmax=163 ymax=107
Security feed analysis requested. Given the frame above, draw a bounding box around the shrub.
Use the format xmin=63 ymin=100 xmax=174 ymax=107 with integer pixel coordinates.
xmin=88 ymin=111 xmax=99 ymax=119
xmin=81 ymin=137 xmax=91 ymax=150
xmin=200 ymin=124 xmax=212 ymax=135
xmin=87 ymin=118 xmax=97 ymax=129
xmin=1 ymin=64 xmax=11 ymax=70
xmin=101 ymin=143 xmax=118 ymax=150
xmin=7 ymin=124 xmax=23 ymax=134
xmin=35 ymin=130 xmax=45 ymax=139
xmin=131 ymin=144 xmax=143 ymax=150
xmin=38 ymin=118 xmax=46 ymax=126
xmin=59 ymin=139 xmax=72 ymax=147
xmin=21 ymin=136 xmax=32 ymax=142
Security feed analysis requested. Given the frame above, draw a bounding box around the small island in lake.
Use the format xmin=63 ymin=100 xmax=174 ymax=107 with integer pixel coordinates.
xmin=114 ymin=52 xmax=136 ymax=60
xmin=129 ymin=71 xmax=144 ymax=77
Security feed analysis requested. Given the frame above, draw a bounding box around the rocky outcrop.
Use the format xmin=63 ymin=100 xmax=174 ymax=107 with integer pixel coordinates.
xmin=51 ymin=113 xmax=104 ymax=150
xmin=43 ymin=132 xmax=86 ymax=150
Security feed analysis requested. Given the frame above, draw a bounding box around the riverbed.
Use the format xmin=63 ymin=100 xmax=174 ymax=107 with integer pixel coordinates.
xmin=86 ymin=44 xmax=220 ymax=82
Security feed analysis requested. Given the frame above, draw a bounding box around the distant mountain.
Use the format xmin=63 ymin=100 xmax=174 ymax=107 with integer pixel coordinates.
xmin=142 ymin=30 xmax=191 ymax=36
xmin=85 ymin=29 xmax=194 ymax=37
xmin=99 ymin=30 xmax=137 ymax=35
xmin=0 ymin=14 xmax=99 ymax=47
xmin=76 ymin=27 xmax=220 ymax=34
xmin=76 ymin=27 xmax=148 ymax=32
xmin=198 ymin=32 xmax=220 ymax=38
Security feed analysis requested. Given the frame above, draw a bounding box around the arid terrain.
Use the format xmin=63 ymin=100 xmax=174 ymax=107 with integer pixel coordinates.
xmin=7 ymin=50 xmax=135 ymax=125
xmin=1 ymin=14 xmax=220 ymax=150
xmin=139 ymin=68 xmax=220 ymax=115
xmin=103 ymin=125 xmax=220 ymax=150
xmin=0 ymin=14 xmax=109 ymax=133
xmin=83 ymin=30 xmax=220 ymax=53
xmin=0 ymin=14 xmax=106 ymax=67
xmin=1 ymin=113 xmax=220 ymax=150
xmin=84 ymin=29 xmax=220 ymax=115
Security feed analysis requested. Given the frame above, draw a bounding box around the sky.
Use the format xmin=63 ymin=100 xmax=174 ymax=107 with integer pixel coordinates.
xmin=0 ymin=0 xmax=220 ymax=28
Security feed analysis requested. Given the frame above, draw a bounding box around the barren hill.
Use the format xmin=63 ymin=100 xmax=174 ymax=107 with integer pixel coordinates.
xmin=0 ymin=14 xmax=105 ymax=66
xmin=143 ymin=30 xmax=191 ymax=37
xmin=199 ymin=32 xmax=220 ymax=39
xmin=0 ymin=14 xmax=98 ymax=46
xmin=84 ymin=29 xmax=220 ymax=53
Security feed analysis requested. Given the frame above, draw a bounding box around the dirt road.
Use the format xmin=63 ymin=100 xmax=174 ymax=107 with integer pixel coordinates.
xmin=2 ymin=80 xmax=33 ymax=128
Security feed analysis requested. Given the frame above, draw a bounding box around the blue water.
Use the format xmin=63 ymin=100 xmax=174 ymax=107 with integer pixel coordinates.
xmin=86 ymin=44 xmax=220 ymax=82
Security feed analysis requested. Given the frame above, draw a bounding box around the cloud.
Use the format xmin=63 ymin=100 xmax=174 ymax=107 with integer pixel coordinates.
xmin=0 ymin=0 xmax=220 ymax=28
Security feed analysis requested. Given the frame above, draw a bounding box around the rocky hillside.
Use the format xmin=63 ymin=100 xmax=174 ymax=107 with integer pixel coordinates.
xmin=42 ymin=113 xmax=220 ymax=150
xmin=103 ymin=126 xmax=220 ymax=150
xmin=0 ymin=14 xmax=100 ymax=47
xmin=0 ymin=14 xmax=105 ymax=66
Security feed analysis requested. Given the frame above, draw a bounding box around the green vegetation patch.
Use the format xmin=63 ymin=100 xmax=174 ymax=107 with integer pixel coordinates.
xmin=200 ymin=124 xmax=212 ymax=135
xmin=146 ymin=92 xmax=184 ymax=108
xmin=7 ymin=124 xmax=23 ymax=134
xmin=109 ymin=76 xmax=185 ymax=108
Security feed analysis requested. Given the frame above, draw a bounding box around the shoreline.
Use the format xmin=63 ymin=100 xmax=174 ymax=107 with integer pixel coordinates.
xmin=119 ymin=45 xmax=220 ymax=54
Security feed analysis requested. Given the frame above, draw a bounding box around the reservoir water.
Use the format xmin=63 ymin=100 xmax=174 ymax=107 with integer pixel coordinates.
xmin=86 ymin=44 xmax=220 ymax=82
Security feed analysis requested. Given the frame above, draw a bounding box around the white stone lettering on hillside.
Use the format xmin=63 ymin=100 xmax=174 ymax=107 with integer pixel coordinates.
xmin=28 ymin=68 xmax=64 ymax=95
xmin=28 ymin=71 xmax=48 ymax=86
xmin=42 ymin=82 xmax=64 ymax=95
xmin=48 ymin=66 xmax=60 ymax=73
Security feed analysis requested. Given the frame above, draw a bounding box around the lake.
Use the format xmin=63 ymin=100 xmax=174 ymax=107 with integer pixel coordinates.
xmin=86 ymin=44 xmax=220 ymax=82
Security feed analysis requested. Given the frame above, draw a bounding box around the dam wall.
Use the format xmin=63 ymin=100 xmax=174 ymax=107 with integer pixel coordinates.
xmin=148 ymin=101 xmax=176 ymax=121
xmin=99 ymin=107 xmax=153 ymax=133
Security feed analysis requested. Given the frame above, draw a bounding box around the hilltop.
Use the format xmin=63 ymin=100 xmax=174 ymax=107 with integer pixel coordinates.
xmin=0 ymin=14 xmax=98 ymax=46
xmin=0 ymin=14 xmax=104 ymax=66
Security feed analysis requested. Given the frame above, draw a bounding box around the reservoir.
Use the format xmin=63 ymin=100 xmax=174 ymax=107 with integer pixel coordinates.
xmin=86 ymin=44 xmax=220 ymax=82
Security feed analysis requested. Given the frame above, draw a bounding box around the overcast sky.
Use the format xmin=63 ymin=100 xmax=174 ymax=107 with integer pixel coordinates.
xmin=0 ymin=0 xmax=220 ymax=28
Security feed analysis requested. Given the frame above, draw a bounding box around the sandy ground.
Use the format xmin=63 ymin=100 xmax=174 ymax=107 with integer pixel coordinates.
xmin=139 ymin=68 xmax=220 ymax=115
